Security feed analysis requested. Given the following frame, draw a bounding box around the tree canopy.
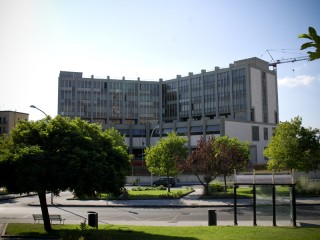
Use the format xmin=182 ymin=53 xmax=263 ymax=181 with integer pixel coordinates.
xmin=264 ymin=116 xmax=320 ymax=172
xmin=181 ymin=136 xmax=249 ymax=195
xmin=0 ymin=116 xmax=130 ymax=232
xmin=213 ymin=136 xmax=250 ymax=190
xmin=145 ymin=131 xmax=188 ymax=192
xmin=298 ymin=26 xmax=320 ymax=61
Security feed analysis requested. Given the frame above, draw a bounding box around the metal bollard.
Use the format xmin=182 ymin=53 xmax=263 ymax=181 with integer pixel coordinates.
xmin=208 ymin=209 xmax=217 ymax=226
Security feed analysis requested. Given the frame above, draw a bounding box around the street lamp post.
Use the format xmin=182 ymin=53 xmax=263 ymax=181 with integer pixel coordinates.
xmin=30 ymin=105 xmax=48 ymax=117
xmin=29 ymin=105 xmax=53 ymax=205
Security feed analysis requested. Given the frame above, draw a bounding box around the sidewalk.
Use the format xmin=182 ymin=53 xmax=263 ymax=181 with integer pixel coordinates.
xmin=27 ymin=188 xmax=320 ymax=208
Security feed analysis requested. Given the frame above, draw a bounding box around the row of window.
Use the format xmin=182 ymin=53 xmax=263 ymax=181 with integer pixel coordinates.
xmin=0 ymin=117 xmax=7 ymax=124
xmin=0 ymin=126 xmax=7 ymax=134
xmin=252 ymin=126 xmax=274 ymax=141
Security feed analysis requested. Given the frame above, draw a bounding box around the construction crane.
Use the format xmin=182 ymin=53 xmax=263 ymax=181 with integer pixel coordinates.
xmin=269 ymin=56 xmax=310 ymax=70
xmin=262 ymin=49 xmax=310 ymax=71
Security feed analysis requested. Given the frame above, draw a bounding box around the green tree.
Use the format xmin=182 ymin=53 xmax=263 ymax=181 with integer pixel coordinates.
xmin=0 ymin=116 xmax=130 ymax=232
xmin=298 ymin=26 xmax=320 ymax=61
xmin=105 ymin=127 xmax=128 ymax=151
xmin=214 ymin=136 xmax=249 ymax=191
xmin=181 ymin=136 xmax=218 ymax=195
xmin=264 ymin=116 xmax=320 ymax=172
xmin=145 ymin=131 xmax=188 ymax=192
xmin=182 ymin=136 xmax=249 ymax=195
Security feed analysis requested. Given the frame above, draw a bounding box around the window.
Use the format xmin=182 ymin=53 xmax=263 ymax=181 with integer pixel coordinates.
xmin=250 ymin=108 xmax=255 ymax=121
xmin=274 ymin=111 xmax=278 ymax=124
xmin=206 ymin=125 xmax=220 ymax=134
xmin=252 ymin=126 xmax=259 ymax=141
xmin=264 ymin=127 xmax=268 ymax=140
xmin=176 ymin=127 xmax=188 ymax=135
xmin=190 ymin=126 xmax=203 ymax=135
xmin=262 ymin=72 xmax=268 ymax=123
xmin=163 ymin=128 xmax=173 ymax=135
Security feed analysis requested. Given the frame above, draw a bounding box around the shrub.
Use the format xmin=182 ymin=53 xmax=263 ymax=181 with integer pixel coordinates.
xmin=210 ymin=183 xmax=224 ymax=193
xmin=156 ymin=185 xmax=167 ymax=190
xmin=296 ymin=176 xmax=320 ymax=196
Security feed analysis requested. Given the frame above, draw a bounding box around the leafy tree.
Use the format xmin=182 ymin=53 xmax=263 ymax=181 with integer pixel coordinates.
xmin=105 ymin=127 xmax=128 ymax=151
xmin=298 ymin=26 xmax=320 ymax=61
xmin=264 ymin=116 xmax=320 ymax=172
xmin=182 ymin=136 xmax=249 ymax=195
xmin=145 ymin=131 xmax=188 ymax=192
xmin=213 ymin=136 xmax=249 ymax=191
xmin=0 ymin=116 xmax=130 ymax=232
xmin=181 ymin=136 xmax=218 ymax=195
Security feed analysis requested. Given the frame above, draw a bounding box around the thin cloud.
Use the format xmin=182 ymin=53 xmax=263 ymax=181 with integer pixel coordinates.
xmin=278 ymin=75 xmax=316 ymax=87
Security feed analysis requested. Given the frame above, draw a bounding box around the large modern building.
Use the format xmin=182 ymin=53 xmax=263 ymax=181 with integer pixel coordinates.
xmin=0 ymin=111 xmax=29 ymax=135
xmin=58 ymin=57 xmax=278 ymax=167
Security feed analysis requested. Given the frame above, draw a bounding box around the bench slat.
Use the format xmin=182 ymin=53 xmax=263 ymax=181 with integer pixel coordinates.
xmin=32 ymin=214 xmax=65 ymax=224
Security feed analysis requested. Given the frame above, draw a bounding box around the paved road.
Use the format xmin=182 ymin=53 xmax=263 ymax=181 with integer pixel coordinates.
xmin=0 ymin=193 xmax=319 ymax=227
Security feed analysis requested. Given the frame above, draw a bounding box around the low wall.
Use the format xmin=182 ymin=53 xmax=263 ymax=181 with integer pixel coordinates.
xmin=126 ymin=174 xmax=234 ymax=186
xmin=126 ymin=170 xmax=320 ymax=186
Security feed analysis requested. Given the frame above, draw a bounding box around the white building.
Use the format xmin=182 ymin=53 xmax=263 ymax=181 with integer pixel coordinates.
xmin=58 ymin=57 xmax=278 ymax=167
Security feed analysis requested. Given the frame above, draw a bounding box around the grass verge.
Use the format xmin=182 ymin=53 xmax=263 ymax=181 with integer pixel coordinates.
xmin=4 ymin=223 xmax=320 ymax=240
xmin=76 ymin=187 xmax=194 ymax=200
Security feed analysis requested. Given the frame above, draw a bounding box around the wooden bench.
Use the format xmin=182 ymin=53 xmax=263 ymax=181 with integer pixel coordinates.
xmin=33 ymin=214 xmax=65 ymax=224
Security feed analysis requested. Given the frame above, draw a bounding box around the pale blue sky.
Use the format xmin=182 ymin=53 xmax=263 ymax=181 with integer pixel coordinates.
xmin=1 ymin=0 xmax=319 ymax=128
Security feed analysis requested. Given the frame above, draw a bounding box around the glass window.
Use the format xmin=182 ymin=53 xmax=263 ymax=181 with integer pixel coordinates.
xmin=252 ymin=126 xmax=259 ymax=141
xmin=132 ymin=129 xmax=146 ymax=137
xmin=206 ymin=125 xmax=220 ymax=133
xmin=191 ymin=126 xmax=203 ymax=133
xmin=176 ymin=127 xmax=188 ymax=133
xmin=163 ymin=128 xmax=173 ymax=134
xmin=264 ymin=127 xmax=268 ymax=140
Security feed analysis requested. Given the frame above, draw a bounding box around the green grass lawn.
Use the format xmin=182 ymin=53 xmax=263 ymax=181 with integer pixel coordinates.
xmin=202 ymin=185 xmax=294 ymax=199
xmin=128 ymin=188 xmax=192 ymax=199
xmin=5 ymin=223 xmax=320 ymax=240
xmin=200 ymin=186 xmax=252 ymax=199
xmin=96 ymin=187 xmax=194 ymax=200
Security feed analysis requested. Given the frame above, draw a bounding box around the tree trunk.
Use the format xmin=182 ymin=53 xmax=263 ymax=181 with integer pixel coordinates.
xmin=195 ymin=174 xmax=208 ymax=196
xmin=224 ymin=174 xmax=227 ymax=192
xmin=167 ymin=175 xmax=170 ymax=193
xmin=38 ymin=191 xmax=52 ymax=232
xmin=204 ymin=182 xmax=210 ymax=196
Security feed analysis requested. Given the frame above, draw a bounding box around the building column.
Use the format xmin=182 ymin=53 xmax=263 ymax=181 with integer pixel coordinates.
xmin=188 ymin=72 xmax=193 ymax=121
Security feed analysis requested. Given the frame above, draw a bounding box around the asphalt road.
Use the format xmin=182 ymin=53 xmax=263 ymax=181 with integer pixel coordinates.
xmin=0 ymin=194 xmax=319 ymax=226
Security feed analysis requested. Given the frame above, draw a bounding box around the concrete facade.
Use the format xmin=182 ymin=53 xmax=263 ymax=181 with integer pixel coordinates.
xmin=0 ymin=111 xmax=29 ymax=135
xmin=58 ymin=57 xmax=278 ymax=166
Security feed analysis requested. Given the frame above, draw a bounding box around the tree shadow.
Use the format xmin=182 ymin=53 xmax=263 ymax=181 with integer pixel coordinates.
xmin=13 ymin=227 xmax=199 ymax=240
xmin=0 ymin=198 xmax=17 ymax=204
xmin=299 ymin=222 xmax=320 ymax=227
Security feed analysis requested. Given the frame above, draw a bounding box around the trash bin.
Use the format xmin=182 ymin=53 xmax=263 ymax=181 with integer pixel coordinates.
xmin=208 ymin=209 xmax=217 ymax=226
xmin=87 ymin=211 xmax=98 ymax=229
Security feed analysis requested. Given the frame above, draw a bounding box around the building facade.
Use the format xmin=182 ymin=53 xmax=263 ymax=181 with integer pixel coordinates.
xmin=0 ymin=111 xmax=29 ymax=135
xmin=58 ymin=57 xmax=278 ymax=167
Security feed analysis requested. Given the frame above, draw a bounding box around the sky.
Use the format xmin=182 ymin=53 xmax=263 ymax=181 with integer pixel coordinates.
xmin=0 ymin=0 xmax=319 ymax=129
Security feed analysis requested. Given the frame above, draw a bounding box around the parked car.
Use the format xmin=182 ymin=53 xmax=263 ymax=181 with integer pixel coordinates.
xmin=153 ymin=177 xmax=176 ymax=187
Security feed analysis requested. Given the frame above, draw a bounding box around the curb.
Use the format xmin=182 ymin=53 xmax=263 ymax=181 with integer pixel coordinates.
xmin=27 ymin=202 xmax=320 ymax=208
